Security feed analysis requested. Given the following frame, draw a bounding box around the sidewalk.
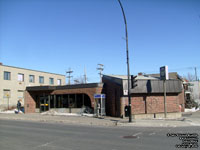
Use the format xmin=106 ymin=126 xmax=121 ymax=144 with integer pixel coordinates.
xmin=0 ymin=111 xmax=200 ymax=127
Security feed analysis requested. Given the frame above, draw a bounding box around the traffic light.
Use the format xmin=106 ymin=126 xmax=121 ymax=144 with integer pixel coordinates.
xmin=131 ymin=75 xmax=138 ymax=89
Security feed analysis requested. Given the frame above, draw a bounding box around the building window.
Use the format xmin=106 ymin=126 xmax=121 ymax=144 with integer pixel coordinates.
xmin=39 ymin=76 xmax=44 ymax=84
xmin=49 ymin=78 xmax=54 ymax=85
xmin=18 ymin=73 xmax=24 ymax=82
xmin=3 ymin=89 xmax=11 ymax=98
xmin=4 ymin=71 xmax=11 ymax=80
xmin=29 ymin=75 xmax=35 ymax=83
xmin=57 ymin=79 xmax=61 ymax=85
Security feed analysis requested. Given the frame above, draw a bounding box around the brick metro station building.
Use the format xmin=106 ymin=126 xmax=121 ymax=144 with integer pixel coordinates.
xmin=25 ymin=74 xmax=185 ymax=119
xmin=25 ymin=83 xmax=103 ymax=114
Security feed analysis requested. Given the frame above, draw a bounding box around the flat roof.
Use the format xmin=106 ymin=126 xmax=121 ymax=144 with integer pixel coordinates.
xmin=26 ymin=83 xmax=103 ymax=91
xmin=0 ymin=64 xmax=65 ymax=76
xmin=147 ymin=72 xmax=182 ymax=80
xmin=105 ymin=74 xmax=159 ymax=80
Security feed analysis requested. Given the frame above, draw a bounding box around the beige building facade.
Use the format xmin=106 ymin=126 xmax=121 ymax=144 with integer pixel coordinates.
xmin=0 ymin=63 xmax=66 ymax=110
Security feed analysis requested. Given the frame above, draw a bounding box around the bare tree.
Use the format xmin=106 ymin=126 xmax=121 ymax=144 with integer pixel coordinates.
xmin=73 ymin=76 xmax=85 ymax=84
xmin=183 ymin=73 xmax=196 ymax=81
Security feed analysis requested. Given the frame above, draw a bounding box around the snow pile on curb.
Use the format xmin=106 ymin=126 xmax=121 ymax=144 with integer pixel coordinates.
xmin=81 ymin=113 xmax=94 ymax=117
xmin=0 ymin=109 xmax=23 ymax=114
xmin=41 ymin=110 xmax=94 ymax=117
xmin=185 ymin=107 xmax=199 ymax=112
xmin=41 ymin=110 xmax=80 ymax=116
xmin=0 ymin=110 xmax=15 ymax=114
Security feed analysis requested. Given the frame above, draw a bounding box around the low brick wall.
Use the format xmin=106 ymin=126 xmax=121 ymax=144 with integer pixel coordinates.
xmin=132 ymin=112 xmax=182 ymax=119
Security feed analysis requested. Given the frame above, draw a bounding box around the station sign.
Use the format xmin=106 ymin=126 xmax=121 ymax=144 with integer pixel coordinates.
xmin=94 ymin=94 xmax=106 ymax=99
xmin=160 ymin=66 xmax=169 ymax=80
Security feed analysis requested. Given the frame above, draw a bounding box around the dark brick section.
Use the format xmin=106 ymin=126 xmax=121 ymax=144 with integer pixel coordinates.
xmin=102 ymin=78 xmax=124 ymax=117
xmin=103 ymin=81 xmax=122 ymax=117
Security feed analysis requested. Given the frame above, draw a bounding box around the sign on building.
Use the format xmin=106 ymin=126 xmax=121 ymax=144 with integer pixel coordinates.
xmin=94 ymin=94 xmax=106 ymax=116
xmin=94 ymin=94 xmax=106 ymax=99
xmin=3 ymin=89 xmax=10 ymax=98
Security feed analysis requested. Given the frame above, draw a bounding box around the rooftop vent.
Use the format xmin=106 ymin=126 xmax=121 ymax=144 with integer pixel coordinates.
xmin=138 ymin=72 xmax=143 ymax=76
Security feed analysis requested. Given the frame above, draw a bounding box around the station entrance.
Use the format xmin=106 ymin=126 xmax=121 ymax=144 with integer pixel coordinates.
xmin=39 ymin=95 xmax=49 ymax=112
xmin=36 ymin=94 xmax=92 ymax=113
xmin=25 ymin=83 xmax=104 ymax=114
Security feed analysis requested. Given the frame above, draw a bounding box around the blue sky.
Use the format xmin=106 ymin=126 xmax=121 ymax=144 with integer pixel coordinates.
xmin=0 ymin=0 xmax=200 ymax=82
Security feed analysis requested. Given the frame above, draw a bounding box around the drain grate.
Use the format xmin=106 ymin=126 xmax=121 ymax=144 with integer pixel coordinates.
xmin=123 ymin=135 xmax=138 ymax=139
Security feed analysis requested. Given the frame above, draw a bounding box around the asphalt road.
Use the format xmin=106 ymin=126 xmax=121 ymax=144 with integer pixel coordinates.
xmin=0 ymin=119 xmax=199 ymax=150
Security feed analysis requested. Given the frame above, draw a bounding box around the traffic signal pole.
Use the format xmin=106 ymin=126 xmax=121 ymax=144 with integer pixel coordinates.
xmin=117 ymin=0 xmax=132 ymax=122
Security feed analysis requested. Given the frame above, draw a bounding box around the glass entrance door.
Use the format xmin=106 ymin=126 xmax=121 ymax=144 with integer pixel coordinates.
xmin=40 ymin=96 xmax=49 ymax=112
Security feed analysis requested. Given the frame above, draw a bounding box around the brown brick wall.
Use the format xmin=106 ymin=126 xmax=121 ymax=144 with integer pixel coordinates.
xmin=122 ymin=94 xmax=180 ymax=116
xmin=24 ymin=91 xmax=36 ymax=113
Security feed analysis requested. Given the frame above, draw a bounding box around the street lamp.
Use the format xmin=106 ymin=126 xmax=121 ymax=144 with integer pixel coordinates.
xmin=117 ymin=0 xmax=132 ymax=122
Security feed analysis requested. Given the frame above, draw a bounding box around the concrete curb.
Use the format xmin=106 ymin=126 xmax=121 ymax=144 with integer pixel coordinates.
xmin=0 ymin=113 xmax=200 ymax=127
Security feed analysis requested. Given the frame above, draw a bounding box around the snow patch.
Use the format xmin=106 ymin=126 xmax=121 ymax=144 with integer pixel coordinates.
xmin=185 ymin=107 xmax=199 ymax=112
xmin=41 ymin=110 xmax=94 ymax=117
xmin=0 ymin=109 xmax=23 ymax=114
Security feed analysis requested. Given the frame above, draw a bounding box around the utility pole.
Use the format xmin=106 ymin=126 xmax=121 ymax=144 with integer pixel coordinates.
xmin=163 ymin=79 xmax=167 ymax=118
xmin=66 ymin=68 xmax=73 ymax=85
xmin=195 ymin=67 xmax=198 ymax=81
xmin=97 ymin=64 xmax=104 ymax=83
xmin=118 ymin=0 xmax=132 ymax=122
xmin=160 ymin=66 xmax=169 ymax=118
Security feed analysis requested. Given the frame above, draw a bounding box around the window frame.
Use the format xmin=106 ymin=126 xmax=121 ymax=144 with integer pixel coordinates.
xmin=18 ymin=73 xmax=24 ymax=82
xmin=4 ymin=71 xmax=11 ymax=80
xmin=39 ymin=76 xmax=44 ymax=84
xmin=49 ymin=78 xmax=54 ymax=85
xmin=29 ymin=75 xmax=35 ymax=83
xmin=57 ymin=79 xmax=62 ymax=85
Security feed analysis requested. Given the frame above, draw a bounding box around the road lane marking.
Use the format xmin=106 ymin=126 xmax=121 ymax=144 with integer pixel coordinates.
xmin=132 ymin=132 xmax=142 ymax=136
xmin=149 ymin=132 xmax=155 ymax=136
